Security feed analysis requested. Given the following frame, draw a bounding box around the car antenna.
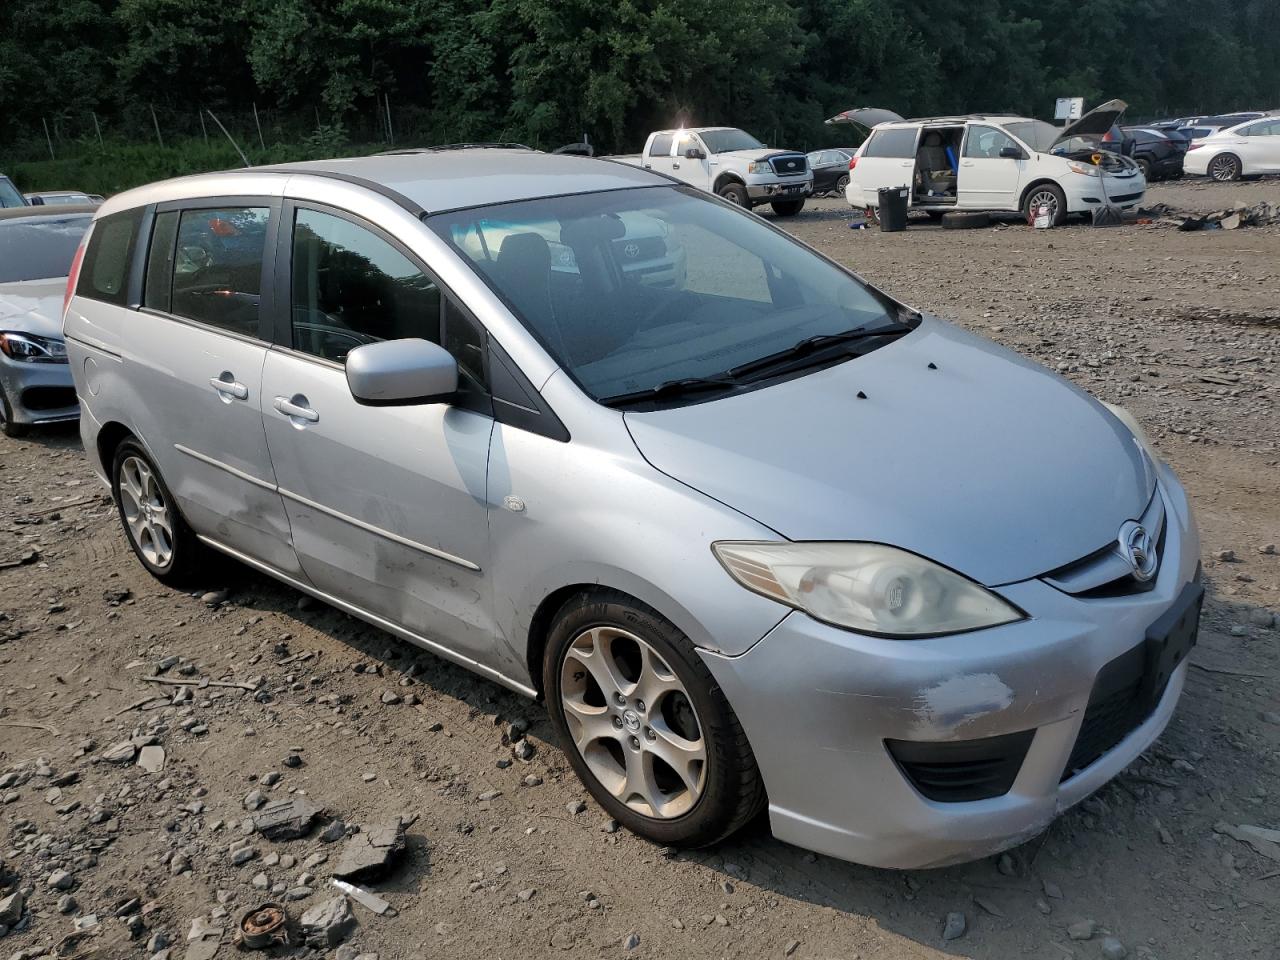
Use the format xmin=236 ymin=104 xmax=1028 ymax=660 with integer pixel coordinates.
xmin=206 ymin=110 xmax=252 ymax=168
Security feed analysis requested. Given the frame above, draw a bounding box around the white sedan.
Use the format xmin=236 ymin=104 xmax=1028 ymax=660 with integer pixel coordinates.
xmin=1183 ymin=116 xmax=1280 ymax=181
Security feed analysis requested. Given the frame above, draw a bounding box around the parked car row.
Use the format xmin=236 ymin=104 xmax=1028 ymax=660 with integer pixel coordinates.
xmin=45 ymin=146 xmax=1200 ymax=872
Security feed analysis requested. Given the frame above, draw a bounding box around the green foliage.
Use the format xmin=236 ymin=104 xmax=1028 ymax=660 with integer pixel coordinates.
xmin=2 ymin=0 xmax=1278 ymax=179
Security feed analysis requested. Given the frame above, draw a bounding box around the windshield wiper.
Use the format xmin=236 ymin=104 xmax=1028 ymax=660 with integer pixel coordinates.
xmin=727 ymin=323 xmax=912 ymax=381
xmin=599 ymin=376 xmax=740 ymax=409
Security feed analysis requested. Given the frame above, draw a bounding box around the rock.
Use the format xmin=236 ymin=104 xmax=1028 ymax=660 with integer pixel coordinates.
xmin=1216 ymin=550 xmax=1235 ymax=562
xmin=251 ymin=872 xmax=269 ymax=890
xmin=785 ymin=941 xmax=800 ymax=957
xmin=1067 ymin=919 xmax=1097 ymax=941
xmin=333 ymin=821 xmax=406 ymax=881
xmin=335 ymin=946 xmax=360 ymax=960
xmin=261 ymin=772 xmax=281 ymax=787
xmin=1248 ymin=608 xmax=1274 ymax=628
xmin=566 ymin=800 xmax=586 ymax=815
xmin=1042 ymin=878 xmax=1063 ymax=899
xmin=103 ymin=740 xmax=137 ymax=764
xmin=513 ymin=740 xmax=535 ymax=761
xmin=996 ymin=852 xmax=1016 ymax=876
xmin=0 ymin=892 xmax=23 ymax=926
xmin=942 ymin=912 xmax=966 ymax=940
xmin=1101 ymin=937 xmax=1128 ymax=959
xmin=47 ymin=869 xmax=74 ymax=890
xmin=320 ymin=819 xmax=347 ymax=843
xmin=477 ymin=790 xmax=502 ymax=802
xmin=522 ymin=774 xmax=543 ymax=787
xmin=230 ymin=846 xmax=259 ymax=866
xmin=1259 ymin=544 xmax=1276 ymax=555
xmin=57 ymin=894 xmax=77 ymax=914
xmin=380 ymin=691 xmax=401 ymax=705
xmin=244 ymin=789 xmax=266 ymax=811
xmin=254 ymin=796 xmax=322 ymax=841
xmin=300 ymin=895 xmax=357 ymax=947
xmin=137 ymin=745 xmax=165 ymax=774
xmin=623 ymin=932 xmax=641 ymax=951
xmin=201 ymin=588 xmax=230 ymax=606
xmin=600 ymin=819 xmax=619 ymax=834
xmin=283 ymin=753 xmax=303 ymax=768
xmin=146 ymin=931 xmax=170 ymax=952
xmin=517 ymin=888 xmax=536 ymax=902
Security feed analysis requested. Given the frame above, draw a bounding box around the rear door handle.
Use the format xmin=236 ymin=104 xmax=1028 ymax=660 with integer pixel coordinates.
xmin=273 ymin=396 xmax=319 ymax=423
xmin=210 ymin=375 xmax=248 ymax=400
xmin=672 ymin=162 xmax=680 ymax=169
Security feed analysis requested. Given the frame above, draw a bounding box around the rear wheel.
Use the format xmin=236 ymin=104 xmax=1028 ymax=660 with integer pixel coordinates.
xmin=1137 ymin=158 xmax=1153 ymax=180
xmin=0 ymin=386 xmax=30 ymax=438
xmin=770 ymin=199 xmax=805 ymax=217
xmin=1209 ymin=153 xmax=1241 ymax=182
xmin=834 ymin=174 xmax=850 ymax=195
xmin=544 ymin=591 xmax=765 ymax=848
xmin=716 ymin=182 xmax=749 ymax=207
xmin=111 ymin=439 xmax=207 ymax=585
xmin=1022 ymin=183 xmax=1067 ymax=226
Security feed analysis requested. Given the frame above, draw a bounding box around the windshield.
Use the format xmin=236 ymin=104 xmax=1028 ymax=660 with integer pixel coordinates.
xmin=0 ymin=214 xmax=92 ymax=282
xmin=0 ymin=177 xmax=26 ymax=208
xmin=429 ymin=185 xmax=905 ymax=405
xmin=999 ymin=120 xmax=1060 ymax=152
xmin=699 ymin=129 xmax=765 ymax=153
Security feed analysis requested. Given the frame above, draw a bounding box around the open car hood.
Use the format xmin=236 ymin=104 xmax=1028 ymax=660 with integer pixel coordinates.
xmin=825 ymin=107 xmax=905 ymax=132
xmin=1053 ymin=99 xmax=1128 ymax=148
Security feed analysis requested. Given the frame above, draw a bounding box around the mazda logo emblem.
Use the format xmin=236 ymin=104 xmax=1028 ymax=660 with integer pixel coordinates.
xmin=1118 ymin=520 xmax=1157 ymax=581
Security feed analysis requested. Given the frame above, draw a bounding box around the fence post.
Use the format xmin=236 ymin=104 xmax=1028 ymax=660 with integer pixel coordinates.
xmin=92 ymin=111 xmax=104 ymax=148
xmin=199 ymin=109 xmax=208 ymax=144
xmin=150 ymin=105 xmax=165 ymax=149
xmin=206 ymin=110 xmax=251 ymax=167
xmin=42 ymin=118 xmax=55 ymax=160
xmin=252 ymin=102 xmax=266 ymax=151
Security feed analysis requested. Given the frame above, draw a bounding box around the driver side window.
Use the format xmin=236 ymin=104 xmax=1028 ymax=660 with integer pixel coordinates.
xmin=964 ymin=126 xmax=1018 ymax=160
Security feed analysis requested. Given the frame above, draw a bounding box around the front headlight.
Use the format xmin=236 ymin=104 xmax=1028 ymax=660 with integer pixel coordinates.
xmin=712 ymin=541 xmax=1025 ymax=637
xmin=0 ymin=331 xmax=68 ymax=363
xmin=747 ymin=161 xmax=772 ymax=174
xmin=1067 ymin=161 xmax=1101 ymax=177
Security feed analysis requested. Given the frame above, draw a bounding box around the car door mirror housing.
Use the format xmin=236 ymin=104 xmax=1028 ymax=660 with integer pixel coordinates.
xmin=345 ymin=338 xmax=459 ymax=405
xmin=684 ymin=147 xmax=706 ymax=160
xmin=999 ymin=146 xmax=1025 ymax=159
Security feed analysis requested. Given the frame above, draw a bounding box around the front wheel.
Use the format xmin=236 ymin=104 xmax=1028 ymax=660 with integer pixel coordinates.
xmin=1209 ymin=153 xmax=1241 ymax=182
xmin=544 ymin=592 xmax=765 ymax=848
xmin=1022 ymin=183 xmax=1067 ymax=226
xmin=770 ymin=199 xmax=805 ymax=217
xmin=834 ymin=174 xmax=850 ymax=195
xmin=0 ymin=385 xmax=30 ymax=438
xmin=1137 ymin=158 xmax=1152 ymax=181
xmin=112 ymin=439 xmax=208 ymax=585
xmin=716 ymin=182 xmax=749 ymax=207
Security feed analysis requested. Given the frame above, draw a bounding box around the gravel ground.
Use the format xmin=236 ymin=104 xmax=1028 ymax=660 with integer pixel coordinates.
xmin=0 ymin=177 xmax=1277 ymax=960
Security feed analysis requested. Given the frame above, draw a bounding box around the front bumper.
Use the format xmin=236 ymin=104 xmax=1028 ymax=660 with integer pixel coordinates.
xmin=700 ymin=466 xmax=1199 ymax=868
xmin=0 ymin=355 xmax=79 ymax=426
xmin=1063 ymin=173 xmax=1146 ymax=213
xmin=746 ymin=179 xmax=813 ymax=204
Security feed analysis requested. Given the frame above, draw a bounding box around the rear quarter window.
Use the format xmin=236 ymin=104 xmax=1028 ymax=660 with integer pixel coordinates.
xmin=862 ymin=127 xmax=919 ymax=158
xmin=77 ymin=208 xmax=144 ymax=306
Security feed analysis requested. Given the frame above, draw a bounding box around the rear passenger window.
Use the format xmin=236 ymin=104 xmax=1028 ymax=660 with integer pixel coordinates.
xmin=77 ymin=208 xmax=143 ymax=306
xmin=649 ymin=134 xmax=673 ymax=157
xmin=170 ymin=207 xmax=269 ymax=337
xmin=862 ymin=128 xmax=919 ymax=158
xmin=143 ymin=211 xmax=179 ymax=313
xmin=291 ymin=208 xmax=442 ymax=363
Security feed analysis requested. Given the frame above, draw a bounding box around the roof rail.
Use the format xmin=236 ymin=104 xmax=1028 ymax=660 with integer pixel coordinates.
xmin=376 ymin=142 xmax=534 ymax=156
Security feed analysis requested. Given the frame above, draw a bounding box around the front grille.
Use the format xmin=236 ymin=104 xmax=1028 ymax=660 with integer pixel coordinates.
xmin=20 ymin=386 xmax=78 ymax=411
xmin=612 ymin=236 xmax=666 ymax=261
xmin=886 ymin=730 xmax=1035 ymax=802
xmin=769 ymin=154 xmax=808 ymax=177
xmin=1043 ymin=490 xmax=1165 ymax=597
xmin=1061 ymin=644 xmax=1151 ymax=781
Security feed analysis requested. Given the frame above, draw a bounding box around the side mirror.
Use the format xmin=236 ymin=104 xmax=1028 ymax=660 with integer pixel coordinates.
xmin=345 ymin=338 xmax=458 ymax=406
xmin=998 ymin=146 xmax=1025 ymax=159
xmin=684 ymin=147 xmax=706 ymax=160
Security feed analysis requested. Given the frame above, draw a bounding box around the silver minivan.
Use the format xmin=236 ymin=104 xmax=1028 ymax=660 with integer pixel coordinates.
xmin=63 ymin=148 xmax=1201 ymax=869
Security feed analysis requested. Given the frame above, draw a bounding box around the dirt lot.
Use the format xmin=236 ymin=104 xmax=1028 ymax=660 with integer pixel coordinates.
xmin=1 ymin=178 xmax=1277 ymax=960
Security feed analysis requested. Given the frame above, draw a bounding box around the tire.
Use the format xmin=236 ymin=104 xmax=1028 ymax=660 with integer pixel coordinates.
xmin=925 ymin=210 xmax=946 ymax=222
xmin=544 ymin=591 xmax=765 ymax=848
xmin=0 ymin=385 xmax=31 ymax=438
xmin=834 ymin=174 xmax=850 ymax=195
xmin=1137 ymin=158 xmax=1152 ymax=180
xmin=111 ymin=439 xmax=207 ymax=585
xmin=716 ymin=182 xmax=749 ymax=207
xmin=1208 ymin=153 xmax=1241 ymax=182
xmin=1022 ymin=182 xmax=1068 ymax=226
xmin=770 ymin=199 xmax=805 ymax=216
xmin=941 ymin=211 xmax=991 ymax=229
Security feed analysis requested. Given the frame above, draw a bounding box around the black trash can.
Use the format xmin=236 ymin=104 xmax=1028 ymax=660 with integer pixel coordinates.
xmin=877 ymin=185 xmax=910 ymax=232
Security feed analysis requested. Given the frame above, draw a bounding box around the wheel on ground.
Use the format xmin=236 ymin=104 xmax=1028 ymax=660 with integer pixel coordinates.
xmin=834 ymin=174 xmax=850 ymax=195
xmin=0 ymin=385 xmax=30 ymax=438
xmin=925 ymin=209 xmax=946 ymax=222
xmin=111 ymin=439 xmax=206 ymax=584
xmin=1137 ymin=158 xmax=1152 ymax=180
xmin=1022 ymin=183 xmax=1067 ymax=226
xmin=941 ymin=210 xmax=991 ymax=229
xmin=1209 ymin=153 xmax=1241 ymax=182
xmin=544 ymin=591 xmax=765 ymax=847
xmin=770 ymin=199 xmax=805 ymax=216
xmin=716 ymin=182 xmax=749 ymax=207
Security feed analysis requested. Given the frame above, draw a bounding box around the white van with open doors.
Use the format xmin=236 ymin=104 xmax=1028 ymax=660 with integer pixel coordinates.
xmin=831 ymin=101 xmax=1145 ymax=225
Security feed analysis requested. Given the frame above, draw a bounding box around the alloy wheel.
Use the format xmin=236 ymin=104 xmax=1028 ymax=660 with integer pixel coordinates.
xmin=1209 ymin=155 xmax=1238 ymax=181
xmin=118 ymin=455 xmax=174 ymax=568
xmin=559 ymin=625 xmax=706 ymax=819
xmin=1028 ymin=189 xmax=1059 ymax=219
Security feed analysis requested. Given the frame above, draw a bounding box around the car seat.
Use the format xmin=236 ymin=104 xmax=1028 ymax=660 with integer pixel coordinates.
xmin=918 ymin=131 xmax=957 ymax=197
xmin=490 ymin=233 xmax=571 ymax=361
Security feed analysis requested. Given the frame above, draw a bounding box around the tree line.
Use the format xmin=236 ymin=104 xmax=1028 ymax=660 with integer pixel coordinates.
xmin=2 ymin=0 xmax=1277 ymax=155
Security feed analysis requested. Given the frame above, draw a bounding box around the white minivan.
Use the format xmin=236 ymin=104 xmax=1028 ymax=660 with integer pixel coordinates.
xmin=834 ymin=100 xmax=1146 ymax=225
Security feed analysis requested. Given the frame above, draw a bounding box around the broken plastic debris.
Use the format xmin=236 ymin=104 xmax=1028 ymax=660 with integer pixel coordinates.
xmin=331 ymin=878 xmax=392 ymax=916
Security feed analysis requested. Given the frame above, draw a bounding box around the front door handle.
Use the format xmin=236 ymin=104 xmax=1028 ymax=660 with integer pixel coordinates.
xmin=273 ymin=395 xmax=319 ymax=423
xmin=210 ymin=375 xmax=248 ymax=400
xmin=961 ymin=160 xmax=974 ymax=167
xmin=672 ymin=162 xmax=681 ymax=169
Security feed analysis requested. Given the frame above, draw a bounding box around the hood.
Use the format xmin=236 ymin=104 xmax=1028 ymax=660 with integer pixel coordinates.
xmin=825 ymin=107 xmax=906 ymax=132
xmin=1054 ymin=99 xmax=1128 ymax=148
xmin=0 ymin=278 xmax=68 ymax=339
xmin=625 ymin=316 xmax=1155 ymax=587
xmin=719 ymin=148 xmax=805 ymax=163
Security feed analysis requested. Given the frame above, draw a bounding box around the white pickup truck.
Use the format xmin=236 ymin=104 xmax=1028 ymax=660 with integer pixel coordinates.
xmin=613 ymin=127 xmax=814 ymax=216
